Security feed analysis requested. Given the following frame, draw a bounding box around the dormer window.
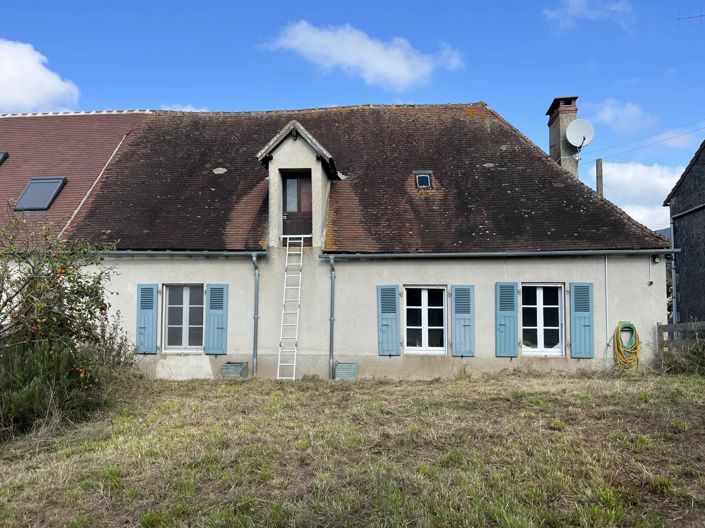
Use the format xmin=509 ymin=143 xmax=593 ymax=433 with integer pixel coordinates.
xmin=414 ymin=170 xmax=432 ymax=189
xmin=14 ymin=177 xmax=67 ymax=211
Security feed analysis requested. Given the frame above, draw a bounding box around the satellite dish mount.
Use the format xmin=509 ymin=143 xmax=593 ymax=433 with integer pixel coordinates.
xmin=565 ymin=119 xmax=595 ymax=162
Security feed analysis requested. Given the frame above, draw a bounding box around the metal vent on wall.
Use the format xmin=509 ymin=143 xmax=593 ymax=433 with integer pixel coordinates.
xmin=0 ymin=151 xmax=8 ymax=166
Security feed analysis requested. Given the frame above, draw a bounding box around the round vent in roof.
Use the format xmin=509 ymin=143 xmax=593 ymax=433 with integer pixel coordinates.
xmin=212 ymin=167 xmax=227 ymax=175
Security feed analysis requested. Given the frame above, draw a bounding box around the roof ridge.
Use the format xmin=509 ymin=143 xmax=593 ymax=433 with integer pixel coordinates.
xmin=155 ymin=102 xmax=487 ymax=117
xmin=485 ymin=106 xmax=668 ymax=246
xmin=0 ymin=110 xmax=153 ymax=119
xmin=663 ymin=138 xmax=705 ymax=206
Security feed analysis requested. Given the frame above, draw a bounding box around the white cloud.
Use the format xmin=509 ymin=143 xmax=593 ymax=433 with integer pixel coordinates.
xmin=587 ymin=99 xmax=658 ymax=135
xmin=269 ymin=21 xmax=463 ymax=91
xmin=0 ymin=39 xmax=79 ymax=113
xmin=543 ymin=0 xmax=635 ymax=32
xmin=160 ymin=104 xmax=208 ymax=112
xmin=586 ymin=161 xmax=683 ymax=228
xmin=621 ymin=205 xmax=671 ymax=230
xmin=653 ymin=130 xmax=699 ymax=149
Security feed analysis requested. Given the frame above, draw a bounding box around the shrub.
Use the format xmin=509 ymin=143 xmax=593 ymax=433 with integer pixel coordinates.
xmin=656 ymin=331 xmax=705 ymax=376
xmin=0 ymin=341 xmax=100 ymax=435
xmin=0 ymin=215 xmax=136 ymax=439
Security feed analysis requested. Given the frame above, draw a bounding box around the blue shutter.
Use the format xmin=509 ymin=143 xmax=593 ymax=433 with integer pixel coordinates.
xmin=570 ymin=283 xmax=594 ymax=359
xmin=136 ymin=284 xmax=158 ymax=354
xmin=377 ymin=285 xmax=400 ymax=356
xmin=496 ymin=282 xmax=518 ymax=357
xmin=452 ymin=285 xmax=475 ymax=357
xmin=205 ymin=284 xmax=228 ymax=355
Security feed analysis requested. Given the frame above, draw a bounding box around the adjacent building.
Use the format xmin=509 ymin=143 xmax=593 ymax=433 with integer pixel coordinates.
xmin=664 ymin=140 xmax=705 ymax=323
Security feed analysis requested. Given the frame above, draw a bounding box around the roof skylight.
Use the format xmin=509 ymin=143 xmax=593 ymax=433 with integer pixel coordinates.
xmin=14 ymin=177 xmax=67 ymax=211
xmin=414 ymin=170 xmax=432 ymax=189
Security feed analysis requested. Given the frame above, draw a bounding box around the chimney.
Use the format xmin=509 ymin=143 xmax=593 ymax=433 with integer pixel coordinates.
xmin=546 ymin=96 xmax=579 ymax=177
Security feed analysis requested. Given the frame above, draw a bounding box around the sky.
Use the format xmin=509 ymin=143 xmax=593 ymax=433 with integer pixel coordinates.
xmin=1 ymin=0 xmax=704 ymax=230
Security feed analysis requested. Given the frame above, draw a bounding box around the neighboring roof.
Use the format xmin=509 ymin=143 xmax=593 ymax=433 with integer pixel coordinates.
xmin=664 ymin=139 xmax=705 ymax=206
xmin=35 ymin=104 xmax=668 ymax=253
xmin=655 ymin=228 xmax=671 ymax=242
xmin=0 ymin=111 xmax=149 ymax=229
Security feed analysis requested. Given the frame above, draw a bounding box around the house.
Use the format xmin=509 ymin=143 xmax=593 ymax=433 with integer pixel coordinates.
xmin=664 ymin=140 xmax=705 ymax=323
xmin=0 ymin=98 xmax=670 ymax=380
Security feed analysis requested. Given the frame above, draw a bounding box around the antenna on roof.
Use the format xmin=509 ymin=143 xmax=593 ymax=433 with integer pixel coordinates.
xmin=566 ymin=119 xmax=594 ymax=163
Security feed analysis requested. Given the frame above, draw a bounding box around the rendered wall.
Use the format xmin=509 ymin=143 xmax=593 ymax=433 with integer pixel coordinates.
xmin=105 ymin=251 xmax=667 ymax=380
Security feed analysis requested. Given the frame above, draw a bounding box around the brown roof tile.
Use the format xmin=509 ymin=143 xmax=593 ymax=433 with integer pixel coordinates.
xmin=61 ymin=104 xmax=668 ymax=252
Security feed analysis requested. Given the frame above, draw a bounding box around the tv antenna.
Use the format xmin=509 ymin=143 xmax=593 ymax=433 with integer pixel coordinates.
xmin=566 ymin=119 xmax=595 ymax=162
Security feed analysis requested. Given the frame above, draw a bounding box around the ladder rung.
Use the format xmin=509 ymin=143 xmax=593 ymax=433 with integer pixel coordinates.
xmin=280 ymin=349 xmax=296 ymax=353
xmin=282 ymin=323 xmax=297 ymax=326
xmin=283 ymin=311 xmax=298 ymax=315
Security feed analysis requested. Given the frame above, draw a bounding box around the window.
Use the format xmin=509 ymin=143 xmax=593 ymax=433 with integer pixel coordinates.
xmin=14 ymin=177 xmax=67 ymax=211
xmin=405 ymin=287 xmax=446 ymax=354
xmin=165 ymin=285 xmax=204 ymax=349
xmin=414 ymin=170 xmax=432 ymax=189
xmin=522 ymin=284 xmax=564 ymax=355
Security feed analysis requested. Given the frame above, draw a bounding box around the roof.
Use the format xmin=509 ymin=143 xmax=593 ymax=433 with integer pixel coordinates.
xmin=3 ymin=104 xmax=668 ymax=253
xmin=0 ymin=111 xmax=149 ymax=230
xmin=664 ymin=139 xmax=705 ymax=206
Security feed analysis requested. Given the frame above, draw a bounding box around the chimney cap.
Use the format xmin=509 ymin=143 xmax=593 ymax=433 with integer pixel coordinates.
xmin=546 ymin=96 xmax=579 ymax=116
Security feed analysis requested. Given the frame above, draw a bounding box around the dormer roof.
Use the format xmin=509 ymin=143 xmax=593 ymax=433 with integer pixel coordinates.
xmin=256 ymin=120 xmax=337 ymax=178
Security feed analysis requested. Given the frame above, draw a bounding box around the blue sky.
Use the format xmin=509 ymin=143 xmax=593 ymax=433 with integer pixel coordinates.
xmin=1 ymin=0 xmax=704 ymax=229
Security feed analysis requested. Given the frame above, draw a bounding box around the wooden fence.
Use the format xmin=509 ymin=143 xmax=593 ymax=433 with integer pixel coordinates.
xmin=656 ymin=321 xmax=705 ymax=373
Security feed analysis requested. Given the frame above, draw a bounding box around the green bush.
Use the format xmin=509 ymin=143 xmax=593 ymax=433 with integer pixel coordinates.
xmin=0 ymin=341 xmax=99 ymax=435
xmin=0 ymin=214 xmax=136 ymax=439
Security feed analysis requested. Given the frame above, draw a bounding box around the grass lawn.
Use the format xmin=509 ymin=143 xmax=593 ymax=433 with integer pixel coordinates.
xmin=1 ymin=373 xmax=704 ymax=527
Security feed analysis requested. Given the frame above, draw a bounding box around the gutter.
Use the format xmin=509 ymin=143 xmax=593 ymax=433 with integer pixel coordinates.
xmin=328 ymin=256 xmax=336 ymax=380
xmin=102 ymin=250 xmax=267 ymax=259
xmin=251 ymin=253 xmax=260 ymax=377
xmin=319 ymin=248 xmax=678 ymax=260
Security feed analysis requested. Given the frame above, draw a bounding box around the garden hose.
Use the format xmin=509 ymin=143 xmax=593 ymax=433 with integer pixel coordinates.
xmin=613 ymin=321 xmax=640 ymax=369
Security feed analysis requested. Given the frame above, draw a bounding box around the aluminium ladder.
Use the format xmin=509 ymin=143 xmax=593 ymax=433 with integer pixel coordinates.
xmin=277 ymin=235 xmax=305 ymax=380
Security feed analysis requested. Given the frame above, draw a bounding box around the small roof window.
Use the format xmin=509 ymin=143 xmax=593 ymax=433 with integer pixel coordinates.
xmin=0 ymin=151 xmax=8 ymax=166
xmin=14 ymin=177 xmax=67 ymax=211
xmin=414 ymin=170 xmax=432 ymax=189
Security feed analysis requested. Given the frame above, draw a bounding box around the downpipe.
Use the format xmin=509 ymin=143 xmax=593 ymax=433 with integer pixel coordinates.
xmin=252 ymin=253 xmax=260 ymax=377
xmin=328 ymin=256 xmax=336 ymax=380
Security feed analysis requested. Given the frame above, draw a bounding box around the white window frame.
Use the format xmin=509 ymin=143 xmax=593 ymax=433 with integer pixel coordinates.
xmin=521 ymin=283 xmax=565 ymax=357
xmin=163 ymin=284 xmax=205 ymax=353
xmin=403 ymin=285 xmax=447 ymax=355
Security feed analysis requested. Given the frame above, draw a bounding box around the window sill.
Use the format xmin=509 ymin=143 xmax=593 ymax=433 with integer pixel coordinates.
xmin=522 ymin=350 xmax=565 ymax=358
xmin=404 ymin=350 xmax=448 ymax=356
xmin=161 ymin=349 xmax=204 ymax=356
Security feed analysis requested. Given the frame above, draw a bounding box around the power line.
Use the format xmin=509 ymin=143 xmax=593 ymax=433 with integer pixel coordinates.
xmin=586 ymin=117 xmax=705 ymax=155
xmin=580 ymin=124 xmax=705 ymax=166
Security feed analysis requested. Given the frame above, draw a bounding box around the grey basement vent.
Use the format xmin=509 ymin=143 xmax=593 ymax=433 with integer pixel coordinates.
xmin=221 ymin=362 xmax=248 ymax=379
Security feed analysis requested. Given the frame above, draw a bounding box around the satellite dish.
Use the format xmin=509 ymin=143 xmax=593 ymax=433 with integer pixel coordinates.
xmin=566 ymin=119 xmax=595 ymax=148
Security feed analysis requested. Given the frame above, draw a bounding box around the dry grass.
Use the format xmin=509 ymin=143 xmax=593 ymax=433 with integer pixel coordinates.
xmin=1 ymin=372 xmax=704 ymax=527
